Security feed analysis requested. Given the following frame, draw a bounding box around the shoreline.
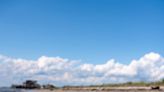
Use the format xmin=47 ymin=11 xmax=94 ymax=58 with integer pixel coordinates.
xmin=21 ymin=86 xmax=164 ymax=92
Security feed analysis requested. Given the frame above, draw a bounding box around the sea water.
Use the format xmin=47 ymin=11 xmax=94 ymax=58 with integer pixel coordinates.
xmin=0 ymin=87 xmax=34 ymax=92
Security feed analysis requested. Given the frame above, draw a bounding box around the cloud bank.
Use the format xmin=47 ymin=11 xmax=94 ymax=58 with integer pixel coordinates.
xmin=0 ymin=52 xmax=164 ymax=86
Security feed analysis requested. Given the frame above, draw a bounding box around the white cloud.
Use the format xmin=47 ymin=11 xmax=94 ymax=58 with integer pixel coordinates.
xmin=0 ymin=52 xmax=164 ymax=86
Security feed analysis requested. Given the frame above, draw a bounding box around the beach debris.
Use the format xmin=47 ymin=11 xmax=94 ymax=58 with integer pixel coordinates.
xmin=151 ymin=86 xmax=160 ymax=90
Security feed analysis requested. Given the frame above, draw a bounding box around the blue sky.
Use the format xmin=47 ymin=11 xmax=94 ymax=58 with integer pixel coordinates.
xmin=0 ymin=0 xmax=164 ymax=64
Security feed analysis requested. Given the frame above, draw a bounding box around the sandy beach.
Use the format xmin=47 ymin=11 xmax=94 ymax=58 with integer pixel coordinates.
xmin=29 ymin=86 xmax=164 ymax=92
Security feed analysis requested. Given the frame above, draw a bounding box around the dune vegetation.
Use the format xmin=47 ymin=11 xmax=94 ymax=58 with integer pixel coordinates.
xmin=89 ymin=79 xmax=164 ymax=87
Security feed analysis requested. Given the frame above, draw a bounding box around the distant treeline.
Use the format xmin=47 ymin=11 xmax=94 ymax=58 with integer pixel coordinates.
xmin=12 ymin=79 xmax=164 ymax=89
xmin=11 ymin=80 xmax=58 ymax=90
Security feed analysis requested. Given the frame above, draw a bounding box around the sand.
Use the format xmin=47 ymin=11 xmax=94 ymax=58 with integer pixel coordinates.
xmin=28 ymin=86 xmax=164 ymax=92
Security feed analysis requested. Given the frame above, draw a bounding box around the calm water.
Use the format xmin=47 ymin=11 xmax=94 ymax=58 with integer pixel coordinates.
xmin=0 ymin=88 xmax=34 ymax=92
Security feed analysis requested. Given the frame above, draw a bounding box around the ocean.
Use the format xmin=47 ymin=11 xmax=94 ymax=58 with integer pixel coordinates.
xmin=0 ymin=88 xmax=33 ymax=92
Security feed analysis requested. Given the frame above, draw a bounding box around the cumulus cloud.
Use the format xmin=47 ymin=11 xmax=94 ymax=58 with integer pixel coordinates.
xmin=0 ymin=52 xmax=164 ymax=86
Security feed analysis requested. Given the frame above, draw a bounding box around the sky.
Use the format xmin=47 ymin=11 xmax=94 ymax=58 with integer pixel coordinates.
xmin=0 ymin=0 xmax=164 ymax=86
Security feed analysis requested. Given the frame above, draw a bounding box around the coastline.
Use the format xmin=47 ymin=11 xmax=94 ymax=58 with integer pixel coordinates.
xmin=26 ymin=86 xmax=164 ymax=92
